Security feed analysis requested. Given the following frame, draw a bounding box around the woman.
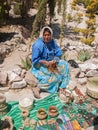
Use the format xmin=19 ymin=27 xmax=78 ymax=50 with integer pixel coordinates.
xmin=31 ymin=26 xmax=70 ymax=98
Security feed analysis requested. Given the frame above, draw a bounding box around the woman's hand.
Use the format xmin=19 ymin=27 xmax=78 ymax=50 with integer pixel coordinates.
xmin=40 ymin=60 xmax=57 ymax=67
xmin=40 ymin=60 xmax=50 ymax=67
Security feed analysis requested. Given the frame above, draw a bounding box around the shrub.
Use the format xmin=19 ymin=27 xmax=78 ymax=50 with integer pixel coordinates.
xmin=20 ymin=56 xmax=32 ymax=70
xmin=77 ymin=49 xmax=91 ymax=62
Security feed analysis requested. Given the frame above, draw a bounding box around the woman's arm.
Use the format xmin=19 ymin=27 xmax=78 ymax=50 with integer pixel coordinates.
xmin=32 ymin=45 xmax=41 ymax=64
xmin=40 ymin=60 xmax=49 ymax=66
xmin=53 ymin=40 xmax=62 ymax=57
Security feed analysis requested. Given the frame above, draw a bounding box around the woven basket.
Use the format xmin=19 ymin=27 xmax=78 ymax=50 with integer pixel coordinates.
xmin=86 ymin=77 xmax=98 ymax=99
xmin=19 ymin=97 xmax=34 ymax=110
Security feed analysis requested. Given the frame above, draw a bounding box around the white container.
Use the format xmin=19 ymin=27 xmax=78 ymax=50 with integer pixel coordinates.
xmin=19 ymin=97 xmax=34 ymax=110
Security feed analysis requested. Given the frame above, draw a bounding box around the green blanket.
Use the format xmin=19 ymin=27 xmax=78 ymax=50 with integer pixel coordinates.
xmin=0 ymin=93 xmax=63 ymax=129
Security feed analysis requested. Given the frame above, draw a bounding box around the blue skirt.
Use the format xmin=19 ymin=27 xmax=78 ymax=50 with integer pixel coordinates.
xmin=31 ymin=60 xmax=70 ymax=93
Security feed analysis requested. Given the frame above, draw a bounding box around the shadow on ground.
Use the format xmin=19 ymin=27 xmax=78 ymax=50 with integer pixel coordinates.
xmin=51 ymin=23 xmax=80 ymax=41
xmin=0 ymin=15 xmax=35 ymax=43
xmin=7 ymin=15 xmax=35 ymax=31
xmin=0 ymin=32 xmax=17 ymax=42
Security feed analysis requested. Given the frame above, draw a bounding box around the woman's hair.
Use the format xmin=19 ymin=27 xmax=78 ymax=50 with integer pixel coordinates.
xmin=43 ymin=27 xmax=51 ymax=35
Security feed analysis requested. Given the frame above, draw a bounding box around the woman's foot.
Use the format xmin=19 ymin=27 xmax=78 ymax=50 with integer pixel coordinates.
xmin=32 ymin=87 xmax=41 ymax=99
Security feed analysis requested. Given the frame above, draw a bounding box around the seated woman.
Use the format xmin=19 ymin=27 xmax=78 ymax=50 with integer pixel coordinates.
xmin=31 ymin=26 xmax=70 ymax=98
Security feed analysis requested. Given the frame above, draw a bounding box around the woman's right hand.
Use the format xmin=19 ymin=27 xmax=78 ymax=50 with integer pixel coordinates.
xmin=40 ymin=60 xmax=57 ymax=67
xmin=40 ymin=60 xmax=50 ymax=67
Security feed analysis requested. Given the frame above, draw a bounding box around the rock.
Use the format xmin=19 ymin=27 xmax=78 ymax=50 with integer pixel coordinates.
xmin=12 ymin=68 xmax=22 ymax=75
xmin=8 ymin=71 xmax=22 ymax=83
xmin=21 ymin=69 xmax=26 ymax=78
xmin=0 ymin=71 xmax=8 ymax=86
xmin=86 ymin=69 xmax=98 ymax=77
xmin=66 ymin=50 xmax=78 ymax=60
xmin=86 ymin=77 xmax=98 ymax=99
xmin=68 ymin=46 xmax=76 ymax=50
xmin=11 ymin=79 xmax=27 ymax=89
xmin=79 ymin=59 xmax=98 ymax=71
xmin=18 ymin=44 xmax=27 ymax=52
xmin=67 ymin=79 xmax=77 ymax=91
xmin=4 ymin=88 xmax=34 ymax=102
xmin=78 ymin=77 xmax=87 ymax=85
xmin=0 ymin=86 xmax=9 ymax=92
xmin=25 ymin=71 xmax=38 ymax=86
xmin=78 ymin=72 xmax=85 ymax=78
xmin=69 ymin=67 xmax=81 ymax=78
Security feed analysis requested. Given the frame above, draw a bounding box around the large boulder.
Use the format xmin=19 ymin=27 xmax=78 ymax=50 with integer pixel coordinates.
xmin=86 ymin=77 xmax=98 ymax=99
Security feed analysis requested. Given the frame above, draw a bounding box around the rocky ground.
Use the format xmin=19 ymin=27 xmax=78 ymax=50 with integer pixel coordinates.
xmin=0 ymin=1 xmax=98 ymax=130
xmin=0 ymin=23 xmax=98 ymax=130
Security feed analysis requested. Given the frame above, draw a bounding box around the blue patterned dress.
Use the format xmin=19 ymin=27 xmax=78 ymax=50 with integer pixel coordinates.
xmin=31 ymin=38 xmax=70 ymax=93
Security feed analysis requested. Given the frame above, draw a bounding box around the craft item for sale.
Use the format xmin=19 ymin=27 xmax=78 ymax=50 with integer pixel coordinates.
xmin=21 ymin=109 xmax=29 ymax=120
xmin=67 ymin=120 xmax=74 ymax=130
xmin=37 ymin=120 xmax=47 ymax=126
xmin=0 ymin=94 xmax=8 ymax=115
xmin=18 ymin=127 xmax=24 ymax=130
xmin=63 ymin=106 xmax=69 ymax=112
xmin=30 ymin=119 xmax=36 ymax=128
xmin=59 ymin=124 xmax=66 ymax=130
xmin=59 ymin=89 xmax=73 ymax=104
xmin=78 ymin=121 xmax=84 ymax=128
xmin=54 ymin=122 xmax=61 ymax=130
xmin=19 ymin=97 xmax=34 ymax=110
xmin=56 ymin=118 xmax=63 ymax=124
xmin=63 ymin=124 xmax=69 ymax=130
xmin=83 ymin=121 xmax=89 ymax=129
xmin=22 ymin=117 xmax=30 ymax=128
xmin=72 ymin=119 xmax=82 ymax=130
xmin=83 ymin=114 xmax=94 ymax=126
xmin=86 ymin=120 xmax=92 ymax=126
xmin=58 ymin=113 xmax=70 ymax=123
xmin=78 ymin=96 xmax=84 ymax=104
xmin=91 ymin=100 xmax=98 ymax=108
xmin=61 ymin=114 xmax=67 ymax=124
xmin=93 ymin=116 xmax=98 ymax=125
xmin=47 ymin=119 xmax=56 ymax=124
xmin=96 ymin=100 xmax=98 ymax=103
xmin=86 ymin=77 xmax=98 ymax=99
xmin=1 ymin=116 xmax=13 ymax=130
xmin=37 ymin=108 xmax=47 ymax=120
xmin=86 ymin=113 xmax=95 ymax=126
xmin=63 ymin=114 xmax=70 ymax=121
xmin=86 ymin=104 xmax=92 ymax=112
xmin=74 ymin=87 xmax=84 ymax=96
xmin=76 ymin=114 xmax=82 ymax=119
xmin=48 ymin=106 xmax=58 ymax=117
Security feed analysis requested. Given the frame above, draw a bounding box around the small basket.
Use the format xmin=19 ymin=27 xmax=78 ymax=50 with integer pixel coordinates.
xmin=19 ymin=97 xmax=34 ymax=110
xmin=37 ymin=108 xmax=47 ymax=120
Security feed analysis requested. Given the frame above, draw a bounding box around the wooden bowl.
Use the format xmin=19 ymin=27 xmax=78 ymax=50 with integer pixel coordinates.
xmin=48 ymin=106 xmax=58 ymax=117
xmin=37 ymin=108 xmax=47 ymax=120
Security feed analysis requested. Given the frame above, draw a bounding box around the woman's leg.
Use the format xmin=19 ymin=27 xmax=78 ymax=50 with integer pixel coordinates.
xmin=57 ymin=60 xmax=70 ymax=89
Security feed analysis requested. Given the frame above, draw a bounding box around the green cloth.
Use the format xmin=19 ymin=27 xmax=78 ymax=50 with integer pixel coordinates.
xmin=0 ymin=93 xmax=64 ymax=129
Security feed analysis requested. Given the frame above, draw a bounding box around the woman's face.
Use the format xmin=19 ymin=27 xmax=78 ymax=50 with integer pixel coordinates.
xmin=43 ymin=31 xmax=51 ymax=43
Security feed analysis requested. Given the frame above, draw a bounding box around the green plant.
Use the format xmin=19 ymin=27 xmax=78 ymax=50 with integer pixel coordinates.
xmin=20 ymin=56 xmax=32 ymax=70
xmin=14 ymin=3 xmax=22 ymax=15
xmin=77 ymin=49 xmax=91 ymax=62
